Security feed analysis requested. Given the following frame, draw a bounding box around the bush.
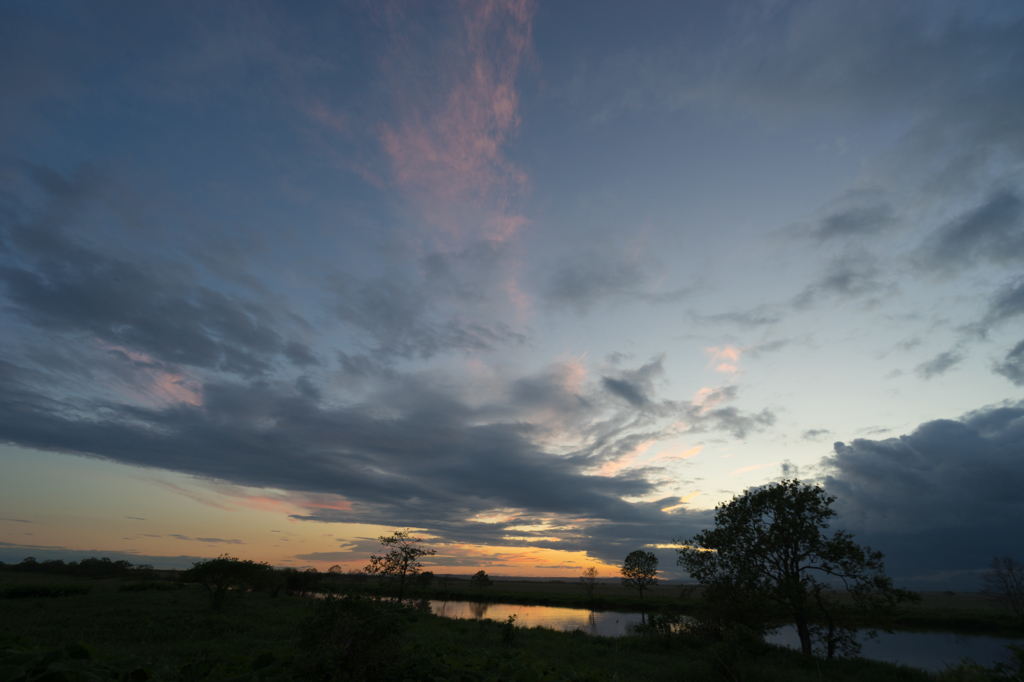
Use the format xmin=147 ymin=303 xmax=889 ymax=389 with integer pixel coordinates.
xmin=938 ymin=643 xmax=1024 ymax=681
xmin=300 ymin=593 xmax=418 ymax=680
xmin=118 ymin=581 xmax=179 ymax=592
xmin=1 ymin=584 xmax=91 ymax=599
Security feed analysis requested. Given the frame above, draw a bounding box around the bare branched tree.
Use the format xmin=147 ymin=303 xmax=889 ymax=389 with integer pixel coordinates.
xmin=981 ymin=556 xmax=1024 ymax=623
xmin=578 ymin=566 xmax=599 ymax=601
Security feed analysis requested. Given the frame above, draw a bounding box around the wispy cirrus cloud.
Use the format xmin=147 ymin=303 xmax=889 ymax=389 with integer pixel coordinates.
xmin=379 ymin=0 xmax=536 ymax=243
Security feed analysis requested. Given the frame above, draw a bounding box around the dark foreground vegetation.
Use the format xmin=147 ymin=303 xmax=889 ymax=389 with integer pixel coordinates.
xmin=3 ymin=479 xmax=1022 ymax=680
xmin=1 ymin=564 xmax=1022 ymax=682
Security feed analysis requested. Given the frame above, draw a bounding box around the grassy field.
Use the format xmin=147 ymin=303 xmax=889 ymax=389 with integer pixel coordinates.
xmin=2 ymin=571 xmax=1021 ymax=681
xmin=0 ymin=572 xmax=955 ymax=681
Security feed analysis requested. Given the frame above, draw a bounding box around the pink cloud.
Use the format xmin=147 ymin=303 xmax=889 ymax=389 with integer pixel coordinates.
xmin=100 ymin=343 xmax=202 ymax=407
xmin=303 ymin=99 xmax=347 ymax=134
xmin=598 ymin=440 xmax=654 ymax=476
xmin=705 ymin=345 xmax=742 ymax=374
xmin=378 ymin=0 xmax=536 ymax=242
xmin=728 ymin=462 xmax=779 ymax=476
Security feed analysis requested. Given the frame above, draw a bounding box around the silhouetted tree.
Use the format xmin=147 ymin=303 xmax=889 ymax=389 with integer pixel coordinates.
xmin=471 ymin=570 xmax=493 ymax=590
xmin=621 ymin=550 xmax=659 ymax=599
xmin=677 ymin=479 xmax=916 ymax=658
xmin=179 ymin=554 xmax=273 ymax=609
xmin=578 ymin=566 xmax=599 ymax=601
xmin=364 ymin=530 xmax=436 ymax=601
xmin=981 ymin=556 xmax=1024 ymax=623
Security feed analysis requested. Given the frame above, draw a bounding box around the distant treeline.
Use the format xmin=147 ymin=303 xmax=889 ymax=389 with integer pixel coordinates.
xmin=0 ymin=556 xmax=157 ymax=580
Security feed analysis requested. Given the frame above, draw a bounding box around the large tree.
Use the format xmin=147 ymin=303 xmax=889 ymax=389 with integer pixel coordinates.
xmin=981 ymin=556 xmax=1024 ymax=624
xmin=621 ymin=550 xmax=659 ymax=600
xmin=364 ymin=530 xmax=436 ymax=601
xmin=676 ymin=479 xmax=915 ymax=658
xmin=178 ymin=554 xmax=274 ymax=610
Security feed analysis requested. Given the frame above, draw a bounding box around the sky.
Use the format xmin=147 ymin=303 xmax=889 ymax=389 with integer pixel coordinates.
xmin=1 ymin=0 xmax=1022 ymax=590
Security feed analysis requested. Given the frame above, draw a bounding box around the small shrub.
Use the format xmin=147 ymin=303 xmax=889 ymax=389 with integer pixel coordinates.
xmin=501 ymin=614 xmax=518 ymax=646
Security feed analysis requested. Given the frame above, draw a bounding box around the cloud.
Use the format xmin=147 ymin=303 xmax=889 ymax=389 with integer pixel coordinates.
xmin=985 ymin=277 xmax=1024 ymax=327
xmin=705 ymin=346 xmax=741 ymax=374
xmin=687 ymin=405 xmax=775 ymax=440
xmin=811 ymin=192 xmax=896 ymax=241
xmin=793 ymin=255 xmax=889 ymax=309
xmin=293 ymin=551 xmax=357 ymax=562
xmin=168 ymin=534 xmax=244 ymax=545
xmin=378 ymin=0 xmax=535 ymax=241
xmin=728 ymin=462 xmax=778 ymax=477
xmin=0 ymin=165 xmax=313 ymax=378
xmin=0 ymin=347 xmax=768 ymax=567
xmin=599 ymin=356 xmax=665 ymax=408
xmin=690 ymin=306 xmax=782 ymax=328
xmin=993 ymin=339 xmax=1024 ymax=386
xmin=917 ymin=191 xmax=1024 ymax=271
xmin=542 ymin=255 xmax=690 ymax=314
xmin=914 ymin=349 xmax=964 ymax=379
xmin=802 ymin=429 xmax=830 ymax=441
xmin=331 ymin=272 xmax=527 ymax=362
xmin=822 ymin=400 xmax=1024 ymax=586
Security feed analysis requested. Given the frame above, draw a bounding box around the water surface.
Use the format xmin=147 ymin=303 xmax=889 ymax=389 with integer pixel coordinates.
xmin=429 ymin=599 xmax=1021 ymax=672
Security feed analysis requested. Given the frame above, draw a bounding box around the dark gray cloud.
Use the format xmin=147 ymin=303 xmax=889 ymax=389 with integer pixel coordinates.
xmin=985 ymin=277 xmax=1024 ymax=326
xmin=541 ymin=255 xmax=690 ymax=314
xmin=802 ymin=429 xmax=830 ymax=441
xmin=813 ymin=196 xmax=895 ymax=241
xmin=689 ymin=306 xmax=782 ymax=328
xmin=0 ymin=165 xmax=313 ymax=377
xmin=793 ymin=255 xmax=888 ymax=309
xmin=914 ymin=349 xmax=964 ymax=379
xmin=602 ymin=377 xmax=648 ymax=407
xmin=599 ymin=356 xmax=665 ymax=409
xmin=0 ymin=327 xmax=772 ymax=567
xmin=331 ymin=273 xmax=527 ymax=361
xmin=686 ymin=405 xmax=776 ymax=441
xmin=168 ymin=534 xmax=244 ymax=545
xmin=746 ymin=339 xmax=790 ymax=359
xmin=822 ymin=400 xmax=1024 ymax=587
xmin=993 ymin=339 xmax=1024 ymax=386
xmin=419 ymin=240 xmax=514 ymax=304
xmin=917 ymin=191 xmax=1024 ymax=271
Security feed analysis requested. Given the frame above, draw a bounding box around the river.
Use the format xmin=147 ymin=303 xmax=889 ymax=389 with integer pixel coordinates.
xmin=427 ymin=599 xmax=1021 ymax=672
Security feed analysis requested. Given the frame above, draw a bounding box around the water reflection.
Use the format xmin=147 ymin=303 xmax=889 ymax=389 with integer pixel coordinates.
xmin=428 ymin=599 xmax=1021 ymax=671
xmin=430 ymin=600 xmax=641 ymax=638
xmin=768 ymin=626 xmax=1022 ymax=673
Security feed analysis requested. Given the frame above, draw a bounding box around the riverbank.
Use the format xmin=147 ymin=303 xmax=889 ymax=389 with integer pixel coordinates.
xmin=334 ymin=577 xmax=1024 ymax=638
xmin=0 ymin=575 xmax=947 ymax=681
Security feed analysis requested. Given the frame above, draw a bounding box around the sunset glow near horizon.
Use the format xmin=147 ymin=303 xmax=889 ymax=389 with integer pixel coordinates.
xmin=1 ymin=1 xmax=1023 ymax=588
